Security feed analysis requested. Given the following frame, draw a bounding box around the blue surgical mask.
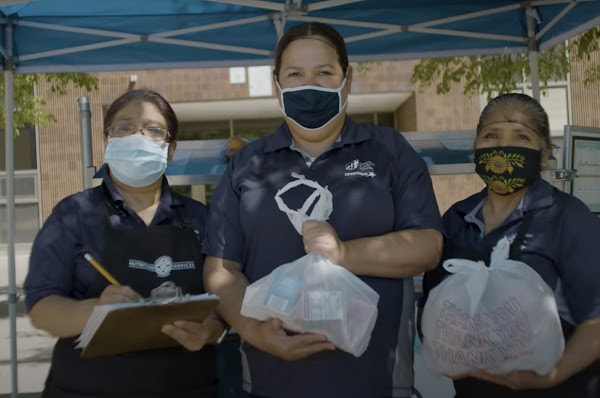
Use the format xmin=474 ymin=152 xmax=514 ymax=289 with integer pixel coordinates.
xmin=278 ymin=78 xmax=347 ymax=130
xmin=104 ymin=134 xmax=169 ymax=187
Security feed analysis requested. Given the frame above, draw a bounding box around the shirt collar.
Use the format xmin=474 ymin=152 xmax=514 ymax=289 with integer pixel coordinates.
xmin=456 ymin=178 xmax=555 ymax=217
xmin=263 ymin=117 xmax=372 ymax=153
xmin=521 ymin=177 xmax=554 ymax=211
xmin=100 ymin=164 xmax=182 ymax=208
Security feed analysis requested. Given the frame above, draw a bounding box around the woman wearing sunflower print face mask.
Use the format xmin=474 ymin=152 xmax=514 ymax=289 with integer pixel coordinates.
xmin=418 ymin=93 xmax=600 ymax=398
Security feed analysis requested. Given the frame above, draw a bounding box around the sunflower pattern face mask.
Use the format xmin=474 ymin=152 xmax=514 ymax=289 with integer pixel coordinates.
xmin=474 ymin=146 xmax=542 ymax=195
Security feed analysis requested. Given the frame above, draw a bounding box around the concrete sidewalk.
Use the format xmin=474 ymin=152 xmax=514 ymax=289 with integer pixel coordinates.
xmin=1 ymin=247 xmax=53 ymax=396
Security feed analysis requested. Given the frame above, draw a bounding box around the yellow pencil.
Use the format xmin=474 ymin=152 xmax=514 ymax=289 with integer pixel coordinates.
xmin=84 ymin=253 xmax=121 ymax=286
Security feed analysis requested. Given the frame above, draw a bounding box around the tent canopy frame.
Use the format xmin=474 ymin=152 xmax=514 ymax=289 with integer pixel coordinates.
xmin=0 ymin=0 xmax=594 ymax=73
xmin=3 ymin=1 xmax=600 ymax=396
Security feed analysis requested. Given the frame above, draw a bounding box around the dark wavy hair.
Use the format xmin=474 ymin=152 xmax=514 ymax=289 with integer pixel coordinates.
xmin=103 ymin=89 xmax=178 ymax=141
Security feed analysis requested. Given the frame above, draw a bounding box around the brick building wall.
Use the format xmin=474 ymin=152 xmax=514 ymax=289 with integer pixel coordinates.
xmin=395 ymin=93 xmax=417 ymax=131
xmin=570 ymin=51 xmax=600 ymax=127
xmin=37 ymin=68 xmax=253 ymax=219
xmin=36 ymin=54 xmax=598 ymax=221
xmin=415 ymin=83 xmax=480 ymax=132
xmin=37 ymin=61 xmax=484 ymax=219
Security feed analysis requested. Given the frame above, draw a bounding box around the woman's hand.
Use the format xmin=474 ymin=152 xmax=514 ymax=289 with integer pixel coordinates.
xmin=161 ymin=317 xmax=225 ymax=351
xmin=302 ymin=222 xmax=442 ymax=278
xmin=465 ymin=319 xmax=600 ymax=390
xmin=246 ymin=318 xmax=336 ymax=361
xmin=302 ymin=220 xmax=347 ymax=265
xmin=98 ymin=285 xmax=141 ymax=305
xmin=467 ymin=369 xmax=561 ymax=390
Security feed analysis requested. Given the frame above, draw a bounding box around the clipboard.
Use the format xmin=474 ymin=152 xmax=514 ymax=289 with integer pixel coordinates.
xmin=77 ymin=282 xmax=219 ymax=358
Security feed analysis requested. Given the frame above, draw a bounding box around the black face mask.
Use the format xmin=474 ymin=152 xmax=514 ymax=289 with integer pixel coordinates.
xmin=474 ymin=146 xmax=542 ymax=196
xmin=278 ymin=78 xmax=347 ymax=130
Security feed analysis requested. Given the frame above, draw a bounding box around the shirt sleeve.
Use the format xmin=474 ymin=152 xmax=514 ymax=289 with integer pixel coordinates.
xmin=421 ymin=209 xmax=456 ymax=300
xmin=202 ymin=161 xmax=245 ymax=264
xmin=24 ymin=199 xmax=80 ymax=310
xmin=391 ymin=134 xmax=443 ymax=232
xmin=556 ymin=196 xmax=600 ymax=323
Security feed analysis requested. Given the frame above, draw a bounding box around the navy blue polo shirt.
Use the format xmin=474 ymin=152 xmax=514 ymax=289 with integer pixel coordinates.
xmin=24 ymin=167 xmax=208 ymax=310
xmin=440 ymin=178 xmax=600 ymax=327
xmin=203 ymin=117 xmax=443 ymax=398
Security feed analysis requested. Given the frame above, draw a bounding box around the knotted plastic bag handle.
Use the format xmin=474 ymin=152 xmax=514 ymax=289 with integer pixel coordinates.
xmin=440 ymin=236 xmax=520 ymax=314
xmin=274 ymin=172 xmax=333 ymax=236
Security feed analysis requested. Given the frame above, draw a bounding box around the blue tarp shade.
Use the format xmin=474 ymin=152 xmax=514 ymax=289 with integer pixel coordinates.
xmin=2 ymin=1 xmax=600 ymax=397
xmin=0 ymin=0 xmax=598 ymax=73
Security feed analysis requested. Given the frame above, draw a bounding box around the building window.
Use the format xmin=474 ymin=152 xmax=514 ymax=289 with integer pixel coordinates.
xmin=178 ymin=120 xmax=231 ymax=140
xmin=0 ymin=125 xmax=40 ymax=244
xmin=0 ymin=125 xmax=37 ymax=171
xmin=0 ymin=203 xmax=39 ymax=244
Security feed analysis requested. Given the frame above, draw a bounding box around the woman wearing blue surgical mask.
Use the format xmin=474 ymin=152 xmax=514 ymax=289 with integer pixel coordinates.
xmin=24 ymin=89 xmax=225 ymax=398
xmin=203 ymin=22 xmax=444 ymax=398
xmin=419 ymin=93 xmax=600 ymax=398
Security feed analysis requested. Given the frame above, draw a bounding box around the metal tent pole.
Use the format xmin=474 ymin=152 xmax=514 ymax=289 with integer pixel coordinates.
xmin=4 ymin=21 xmax=19 ymax=398
xmin=527 ymin=7 xmax=541 ymax=101
xmin=78 ymin=96 xmax=93 ymax=190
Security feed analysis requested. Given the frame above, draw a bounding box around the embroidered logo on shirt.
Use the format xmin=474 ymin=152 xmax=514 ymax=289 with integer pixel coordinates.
xmin=128 ymin=255 xmax=195 ymax=277
xmin=344 ymin=159 xmax=376 ymax=177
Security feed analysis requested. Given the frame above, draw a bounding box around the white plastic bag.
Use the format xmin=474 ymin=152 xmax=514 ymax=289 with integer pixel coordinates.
xmin=242 ymin=252 xmax=379 ymax=357
xmin=241 ymin=173 xmax=380 ymax=357
xmin=421 ymin=237 xmax=564 ymax=376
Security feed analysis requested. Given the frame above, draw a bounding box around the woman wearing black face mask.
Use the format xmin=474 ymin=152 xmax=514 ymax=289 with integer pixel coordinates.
xmin=203 ymin=22 xmax=444 ymax=398
xmin=419 ymin=93 xmax=600 ymax=398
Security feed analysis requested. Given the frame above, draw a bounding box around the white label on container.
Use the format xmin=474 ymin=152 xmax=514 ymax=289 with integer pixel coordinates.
xmin=304 ymin=291 xmax=343 ymax=320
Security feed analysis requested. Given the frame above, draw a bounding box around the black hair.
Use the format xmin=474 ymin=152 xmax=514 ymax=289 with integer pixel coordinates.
xmin=103 ymin=89 xmax=178 ymax=141
xmin=274 ymin=22 xmax=349 ymax=80
xmin=477 ymin=93 xmax=551 ymax=150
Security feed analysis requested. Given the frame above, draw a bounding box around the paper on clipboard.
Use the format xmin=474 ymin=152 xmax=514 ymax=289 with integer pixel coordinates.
xmin=76 ymin=292 xmax=219 ymax=358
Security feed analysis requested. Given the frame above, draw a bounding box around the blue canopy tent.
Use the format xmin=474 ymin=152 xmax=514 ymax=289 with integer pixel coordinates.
xmin=2 ymin=0 xmax=599 ymax=396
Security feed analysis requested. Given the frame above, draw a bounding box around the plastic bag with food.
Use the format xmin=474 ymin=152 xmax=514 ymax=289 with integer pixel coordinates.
xmin=240 ymin=173 xmax=379 ymax=357
xmin=421 ymin=237 xmax=564 ymax=376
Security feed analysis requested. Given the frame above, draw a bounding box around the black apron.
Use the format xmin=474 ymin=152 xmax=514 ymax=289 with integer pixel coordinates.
xmin=43 ymin=190 xmax=217 ymax=398
xmin=425 ymin=213 xmax=600 ymax=398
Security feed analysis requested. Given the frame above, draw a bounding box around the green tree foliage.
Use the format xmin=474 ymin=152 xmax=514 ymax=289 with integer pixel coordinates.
xmin=571 ymin=27 xmax=600 ymax=85
xmin=0 ymin=73 xmax=98 ymax=135
xmin=411 ymin=27 xmax=600 ymax=100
